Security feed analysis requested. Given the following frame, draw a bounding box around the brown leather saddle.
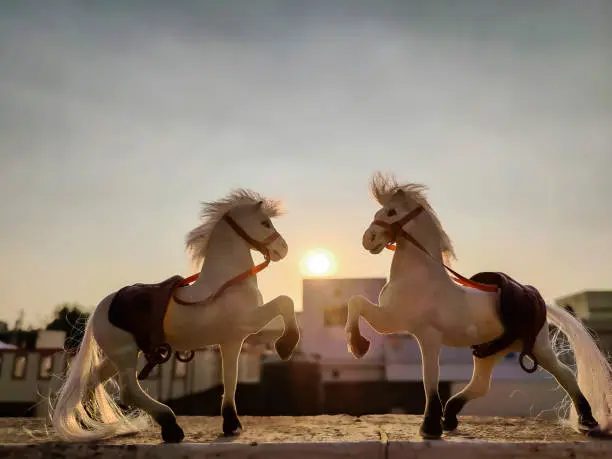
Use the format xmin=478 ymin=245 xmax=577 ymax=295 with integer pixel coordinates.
xmin=469 ymin=271 xmax=547 ymax=373
xmin=107 ymin=275 xmax=186 ymax=379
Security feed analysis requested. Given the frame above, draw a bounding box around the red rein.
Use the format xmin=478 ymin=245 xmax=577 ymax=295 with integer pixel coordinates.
xmin=375 ymin=207 xmax=498 ymax=294
xmin=383 ymin=243 xmax=498 ymax=293
xmin=174 ymin=215 xmax=280 ymax=305
xmin=177 ymin=207 xmax=497 ymax=302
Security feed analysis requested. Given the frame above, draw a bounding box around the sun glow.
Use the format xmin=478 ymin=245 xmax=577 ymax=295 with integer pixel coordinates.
xmin=301 ymin=248 xmax=337 ymax=277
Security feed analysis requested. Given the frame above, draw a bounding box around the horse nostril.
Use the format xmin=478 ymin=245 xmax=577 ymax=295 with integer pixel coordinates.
xmin=370 ymin=233 xmax=376 ymax=242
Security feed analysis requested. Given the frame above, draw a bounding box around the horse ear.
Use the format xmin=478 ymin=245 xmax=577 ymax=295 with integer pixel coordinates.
xmin=393 ymin=189 xmax=405 ymax=198
xmin=255 ymin=201 xmax=263 ymax=209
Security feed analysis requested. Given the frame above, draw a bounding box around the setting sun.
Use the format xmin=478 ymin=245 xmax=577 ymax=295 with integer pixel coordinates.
xmin=300 ymin=248 xmax=337 ymax=277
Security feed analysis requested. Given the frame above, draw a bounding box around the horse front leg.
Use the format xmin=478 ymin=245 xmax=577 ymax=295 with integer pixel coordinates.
xmin=243 ymin=295 xmax=300 ymax=360
xmin=219 ymin=341 xmax=243 ymax=436
xmin=345 ymin=294 xmax=397 ymax=358
xmin=416 ymin=328 xmax=443 ymax=439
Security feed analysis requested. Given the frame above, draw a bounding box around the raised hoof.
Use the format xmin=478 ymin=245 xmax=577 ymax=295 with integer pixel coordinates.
xmin=161 ymin=421 xmax=185 ymax=443
xmin=275 ymin=327 xmax=300 ymax=360
xmin=348 ymin=333 xmax=370 ymax=359
xmin=419 ymin=418 xmax=443 ymax=440
xmin=222 ymin=405 xmax=243 ymax=436
xmin=442 ymin=415 xmax=458 ymax=432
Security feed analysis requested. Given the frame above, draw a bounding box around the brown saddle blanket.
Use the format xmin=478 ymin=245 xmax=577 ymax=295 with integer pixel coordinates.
xmin=469 ymin=271 xmax=547 ymax=371
xmin=107 ymin=275 xmax=185 ymax=355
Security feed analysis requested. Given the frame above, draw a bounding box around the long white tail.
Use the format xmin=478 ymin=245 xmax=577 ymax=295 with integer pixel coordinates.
xmin=547 ymin=303 xmax=612 ymax=433
xmin=50 ymin=316 xmax=150 ymax=442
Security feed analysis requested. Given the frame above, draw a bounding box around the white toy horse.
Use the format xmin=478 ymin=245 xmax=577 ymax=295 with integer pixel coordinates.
xmin=346 ymin=172 xmax=612 ymax=439
xmin=51 ymin=189 xmax=300 ymax=443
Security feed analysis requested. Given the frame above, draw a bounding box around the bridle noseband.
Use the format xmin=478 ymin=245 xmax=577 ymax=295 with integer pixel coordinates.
xmin=223 ymin=214 xmax=281 ymax=255
xmin=372 ymin=205 xmax=425 ymax=249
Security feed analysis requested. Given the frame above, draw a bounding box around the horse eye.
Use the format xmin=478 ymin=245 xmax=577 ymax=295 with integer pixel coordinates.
xmin=262 ymin=220 xmax=271 ymax=228
xmin=387 ymin=209 xmax=397 ymax=217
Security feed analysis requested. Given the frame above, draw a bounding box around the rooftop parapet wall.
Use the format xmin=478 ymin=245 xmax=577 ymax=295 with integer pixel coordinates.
xmin=1 ymin=415 xmax=610 ymax=458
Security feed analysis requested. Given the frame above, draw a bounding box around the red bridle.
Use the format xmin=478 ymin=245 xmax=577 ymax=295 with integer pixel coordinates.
xmin=372 ymin=206 xmax=498 ymax=293
xmin=174 ymin=214 xmax=281 ymax=305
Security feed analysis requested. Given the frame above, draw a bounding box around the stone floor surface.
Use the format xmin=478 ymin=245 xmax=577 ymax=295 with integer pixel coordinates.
xmin=0 ymin=415 xmax=610 ymax=458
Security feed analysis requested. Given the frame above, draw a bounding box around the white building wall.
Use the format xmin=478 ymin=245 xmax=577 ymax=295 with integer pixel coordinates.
xmin=1 ymin=347 xmax=227 ymax=418
xmin=0 ymin=351 xmax=65 ymax=404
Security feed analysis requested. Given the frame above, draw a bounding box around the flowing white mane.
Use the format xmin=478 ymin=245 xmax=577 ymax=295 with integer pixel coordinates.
xmin=185 ymin=188 xmax=284 ymax=264
xmin=370 ymin=172 xmax=456 ymax=263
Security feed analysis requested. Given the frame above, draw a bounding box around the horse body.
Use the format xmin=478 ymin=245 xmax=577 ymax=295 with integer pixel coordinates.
xmin=346 ymin=172 xmax=611 ymax=439
xmin=442 ymin=287 xmax=505 ymax=348
xmin=380 ymin=250 xmax=504 ymax=347
xmin=164 ymin=218 xmax=266 ymax=350
xmin=51 ymin=190 xmax=300 ymax=443
xmin=163 ymin=289 xmax=260 ymax=351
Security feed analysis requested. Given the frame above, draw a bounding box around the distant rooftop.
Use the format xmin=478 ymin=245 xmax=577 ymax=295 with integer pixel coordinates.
xmin=555 ymin=290 xmax=612 ymax=315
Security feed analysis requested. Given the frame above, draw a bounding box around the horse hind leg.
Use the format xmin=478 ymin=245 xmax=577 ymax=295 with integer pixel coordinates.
xmin=81 ymin=358 xmax=119 ymax=419
xmin=443 ymin=346 xmax=515 ymax=431
xmin=85 ymin=358 xmax=117 ymax=395
xmin=88 ymin=359 xmax=138 ymax=415
xmin=92 ymin=298 xmax=183 ymax=443
xmin=111 ymin=350 xmax=185 ymax=443
xmin=531 ymin=327 xmax=600 ymax=433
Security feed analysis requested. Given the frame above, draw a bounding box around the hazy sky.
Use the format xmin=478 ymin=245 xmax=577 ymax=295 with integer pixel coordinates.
xmin=1 ymin=1 xmax=611 ymax=327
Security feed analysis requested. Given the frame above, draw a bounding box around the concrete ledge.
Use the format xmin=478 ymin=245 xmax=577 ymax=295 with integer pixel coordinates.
xmin=1 ymin=415 xmax=611 ymax=458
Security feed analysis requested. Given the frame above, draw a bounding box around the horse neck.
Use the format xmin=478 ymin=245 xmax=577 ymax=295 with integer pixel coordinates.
xmin=388 ymin=233 xmax=501 ymax=342
xmin=194 ymin=220 xmax=256 ymax=287
xmin=389 ymin=237 xmax=451 ymax=286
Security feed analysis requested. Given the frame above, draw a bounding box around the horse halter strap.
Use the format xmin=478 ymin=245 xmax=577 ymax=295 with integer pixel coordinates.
xmin=174 ymin=214 xmax=280 ymax=305
xmin=373 ymin=206 xmax=498 ymax=293
xmin=373 ymin=205 xmax=425 ymax=243
xmin=223 ymin=214 xmax=281 ymax=254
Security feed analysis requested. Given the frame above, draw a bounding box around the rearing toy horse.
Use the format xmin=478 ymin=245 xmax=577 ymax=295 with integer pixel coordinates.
xmin=51 ymin=189 xmax=300 ymax=443
xmin=346 ymin=172 xmax=611 ymax=439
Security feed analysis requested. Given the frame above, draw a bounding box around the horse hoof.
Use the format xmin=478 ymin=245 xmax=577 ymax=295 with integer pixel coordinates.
xmin=419 ymin=418 xmax=443 ymax=440
xmin=222 ymin=405 xmax=243 ymax=436
xmin=442 ymin=416 xmax=458 ymax=431
xmin=442 ymin=396 xmax=466 ymax=431
xmin=578 ymin=416 xmax=599 ymax=431
xmin=348 ymin=334 xmax=370 ymax=358
xmin=223 ymin=420 xmax=243 ymax=437
xmin=580 ymin=424 xmax=610 ymax=438
xmin=161 ymin=422 xmax=185 ymax=443
xmin=275 ymin=328 xmax=300 ymax=360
